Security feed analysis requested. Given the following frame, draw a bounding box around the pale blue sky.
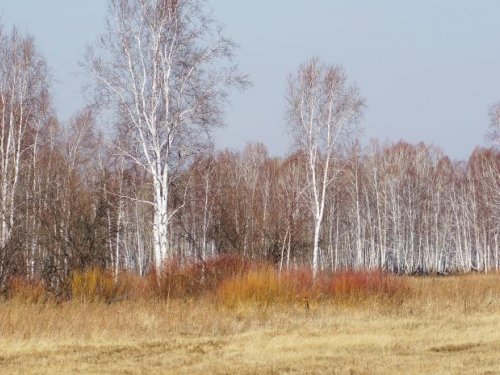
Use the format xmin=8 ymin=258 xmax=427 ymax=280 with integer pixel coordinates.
xmin=2 ymin=0 xmax=499 ymax=160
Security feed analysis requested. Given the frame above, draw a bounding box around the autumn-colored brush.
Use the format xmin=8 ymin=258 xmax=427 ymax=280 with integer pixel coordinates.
xmin=7 ymin=276 xmax=48 ymax=304
xmin=2 ymin=257 xmax=413 ymax=307
xmin=217 ymin=265 xmax=296 ymax=307
xmin=317 ymin=270 xmax=409 ymax=305
xmin=71 ymin=268 xmax=119 ymax=303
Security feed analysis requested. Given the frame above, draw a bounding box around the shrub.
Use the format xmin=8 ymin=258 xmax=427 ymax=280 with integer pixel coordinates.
xmin=2 ymin=257 xmax=410 ymax=307
xmin=319 ymin=270 xmax=409 ymax=305
xmin=217 ymin=267 xmax=410 ymax=308
xmin=152 ymin=254 xmax=250 ymax=300
xmin=71 ymin=268 xmax=119 ymax=303
xmin=7 ymin=276 xmax=48 ymax=304
xmin=217 ymin=265 xmax=295 ymax=307
xmin=201 ymin=254 xmax=250 ymax=290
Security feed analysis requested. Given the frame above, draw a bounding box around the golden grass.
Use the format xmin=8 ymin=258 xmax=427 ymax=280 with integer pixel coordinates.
xmin=1 ymin=274 xmax=500 ymax=374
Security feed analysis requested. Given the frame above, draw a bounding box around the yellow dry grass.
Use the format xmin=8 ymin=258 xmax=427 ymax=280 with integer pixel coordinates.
xmin=1 ymin=274 xmax=500 ymax=374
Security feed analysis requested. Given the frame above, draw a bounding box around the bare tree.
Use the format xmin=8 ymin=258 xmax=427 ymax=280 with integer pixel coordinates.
xmin=286 ymin=58 xmax=364 ymax=277
xmin=0 ymin=26 xmax=51 ymax=283
xmin=85 ymin=0 xmax=247 ymax=273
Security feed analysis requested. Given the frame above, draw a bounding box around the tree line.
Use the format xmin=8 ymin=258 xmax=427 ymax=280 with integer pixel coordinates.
xmin=0 ymin=0 xmax=498 ymax=292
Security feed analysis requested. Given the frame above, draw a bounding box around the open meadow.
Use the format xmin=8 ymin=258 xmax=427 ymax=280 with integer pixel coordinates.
xmin=1 ymin=271 xmax=500 ymax=374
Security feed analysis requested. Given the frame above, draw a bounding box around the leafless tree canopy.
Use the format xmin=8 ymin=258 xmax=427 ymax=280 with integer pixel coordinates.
xmin=84 ymin=0 xmax=247 ymax=271
xmin=87 ymin=0 xmax=247 ymax=165
xmin=286 ymin=58 xmax=364 ymax=157
xmin=0 ymin=6 xmax=498 ymax=294
xmin=286 ymin=58 xmax=365 ymax=276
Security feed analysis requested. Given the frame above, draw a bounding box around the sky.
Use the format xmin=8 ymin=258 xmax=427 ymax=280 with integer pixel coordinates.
xmin=1 ymin=0 xmax=500 ymax=161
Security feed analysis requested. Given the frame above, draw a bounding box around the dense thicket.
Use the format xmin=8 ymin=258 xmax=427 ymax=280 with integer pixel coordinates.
xmin=1 ymin=123 xmax=499 ymax=292
xmin=0 ymin=22 xmax=498 ymax=293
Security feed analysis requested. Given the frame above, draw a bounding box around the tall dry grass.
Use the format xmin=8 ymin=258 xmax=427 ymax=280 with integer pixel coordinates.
xmin=2 ymin=274 xmax=500 ymax=374
xmin=3 ymin=266 xmax=500 ymax=374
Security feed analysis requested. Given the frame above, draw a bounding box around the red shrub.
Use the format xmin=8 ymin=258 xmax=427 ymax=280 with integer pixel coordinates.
xmin=318 ymin=270 xmax=409 ymax=303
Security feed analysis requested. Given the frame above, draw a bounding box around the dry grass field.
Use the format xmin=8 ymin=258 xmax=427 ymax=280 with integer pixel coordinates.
xmin=1 ymin=274 xmax=500 ymax=374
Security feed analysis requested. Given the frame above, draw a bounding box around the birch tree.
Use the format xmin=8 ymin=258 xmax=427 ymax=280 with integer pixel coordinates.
xmin=286 ymin=58 xmax=364 ymax=277
xmin=85 ymin=0 xmax=247 ymax=273
xmin=0 ymin=26 xmax=50 ymax=283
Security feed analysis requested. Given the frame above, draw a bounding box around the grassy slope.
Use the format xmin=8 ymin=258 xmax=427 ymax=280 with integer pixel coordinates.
xmin=1 ymin=275 xmax=500 ymax=374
